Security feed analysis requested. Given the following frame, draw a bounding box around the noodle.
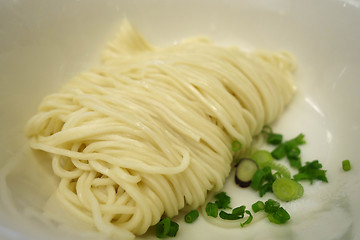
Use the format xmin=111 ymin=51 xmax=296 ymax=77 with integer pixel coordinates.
xmin=26 ymin=20 xmax=296 ymax=239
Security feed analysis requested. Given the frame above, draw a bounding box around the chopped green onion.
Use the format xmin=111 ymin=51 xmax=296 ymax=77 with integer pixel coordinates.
xmin=205 ymin=202 xmax=218 ymax=218
xmin=214 ymin=192 xmax=231 ymax=209
xmin=267 ymin=133 xmax=283 ymax=145
xmin=264 ymin=199 xmax=280 ymax=213
xmin=342 ymin=159 xmax=351 ymax=171
xmin=259 ymin=182 xmax=273 ymax=197
xmin=156 ymin=217 xmax=171 ymax=238
xmin=240 ymin=210 xmax=253 ymax=227
xmin=251 ymin=166 xmax=278 ymax=197
xmin=273 ymin=172 xmax=282 ymax=179
xmin=261 ymin=125 xmax=283 ymax=145
xmin=251 ymin=150 xmax=291 ymax=178
xmin=251 ymin=166 xmax=288 ymax=197
xmin=271 ymin=162 xmax=291 ymax=179
xmin=262 ymin=166 xmax=272 ymax=176
xmin=287 ymin=146 xmax=301 ymax=158
xmin=232 ymin=205 xmax=246 ymax=217
xmin=167 ymin=221 xmax=179 ymax=237
xmin=267 ymin=207 xmax=290 ymax=224
xmin=184 ymin=210 xmax=199 ymax=223
xmin=286 ymin=133 xmax=306 ymax=146
xmin=219 ymin=211 xmax=241 ymax=220
xmin=251 ymin=150 xmax=274 ymax=169
xmin=293 ymin=160 xmax=328 ymax=184
xmin=289 ymin=156 xmax=302 ymax=169
xmin=232 ymin=140 xmax=242 ymax=152
xmin=251 ymin=201 xmax=265 ymax=213
xmin=272 ymin=133 xmax=305 ymax=164
xmin=261 ymin=125 xmax=273 ymax=135
xmin=272 ymin=178 xmax=304 ymax=202
xmin=250 ymin=168 xmax=266 ymax=190
xmin=219 ymin=205 xmax=246 ymax=220
xmin=271 ymin=144 xmax=286 ymax=160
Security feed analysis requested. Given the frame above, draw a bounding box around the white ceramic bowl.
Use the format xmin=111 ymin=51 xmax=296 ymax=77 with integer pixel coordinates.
xmin=1 ymin=0 xmax=359 ymax=240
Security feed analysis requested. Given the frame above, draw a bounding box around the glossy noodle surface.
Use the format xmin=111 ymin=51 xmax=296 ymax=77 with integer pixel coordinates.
xmin=26 ymin=20 xmax=296 ymax=239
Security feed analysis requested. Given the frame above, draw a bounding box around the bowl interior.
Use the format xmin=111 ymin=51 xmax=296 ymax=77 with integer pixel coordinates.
xmin=1 ymin=0 xmax=360 ymax=239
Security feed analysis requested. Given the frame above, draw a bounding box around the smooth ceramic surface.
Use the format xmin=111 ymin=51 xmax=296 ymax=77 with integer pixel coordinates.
xmin=1 ymin=0 xmax=359 ymax=239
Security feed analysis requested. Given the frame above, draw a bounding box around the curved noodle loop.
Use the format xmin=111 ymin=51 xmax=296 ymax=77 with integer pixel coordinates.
xmin=26 ymin=20 xmax=296 ymax=239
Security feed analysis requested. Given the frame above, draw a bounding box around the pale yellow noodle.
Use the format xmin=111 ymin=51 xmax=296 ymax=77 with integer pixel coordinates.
xmin=26 ymin=20 xmax=296 ymax=239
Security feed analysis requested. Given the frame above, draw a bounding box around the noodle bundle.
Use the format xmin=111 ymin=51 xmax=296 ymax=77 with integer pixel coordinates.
xmin=26 ymin=20 xmax=296 ymax=239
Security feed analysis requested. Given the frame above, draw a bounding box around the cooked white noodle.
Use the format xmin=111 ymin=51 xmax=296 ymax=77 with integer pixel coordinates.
xmin=26 ymin=20 xmax=296 ymax=239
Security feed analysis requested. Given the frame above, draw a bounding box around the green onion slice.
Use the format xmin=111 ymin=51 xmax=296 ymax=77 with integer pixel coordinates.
xmin=342 ymin=159 xmax=351 ymax=171
xmin=250 ymin=169 xmax=266 ymax=191
xmin=289 ymin=156 xmax=302 ymax=169
xmin=240 ymin=210 xmax=253 ymax=227
xmin=287 ymin=146 xmax=301 ymax=158
xmin=232 ymin=140 xmax=242 ymax=152
xmin=251 ymin=201 xmax=265 ymax=213
xmin=184 ymin=210 xmax=199 ymax=223
xmin=205 ymin=202 xmax=218 ymax=218
xmin=261 ymin=125 xmax=273 ymax=135
xmin=259 ymin=182 xmax=273 ymax=197
xmin=167 ymin=221 xmax=179 ymax=237
xmin=267 ymin=207 xmax=290 ymax=224
xmin=272 ymin=178 xmax=304 ymax=202
xmin=214 ymin=192 xmax=231 ymax=209
xmin=264 ymin=199 xmax=280 ymax=213
xmin=251 ymin=150 xmax=291 ymax=178
xmin=293 ymin=160 xmax=328 ymax=183
xmin=272 ymin=144 xmax=286 ymax=160
xmin=232 ymin=205 xmax=246 ymax=217
xmin=219 ymin=211 xmax=241 ymax=220
xmin=251 ymin=150 xmax=273 ymax=169
xmin=267 ymin=133 xmax=283 ymax=145
xmin=156 ymin=217 xmax=171 ymax=238
xmin=261 ymin=125 xmax=283 ymax=145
